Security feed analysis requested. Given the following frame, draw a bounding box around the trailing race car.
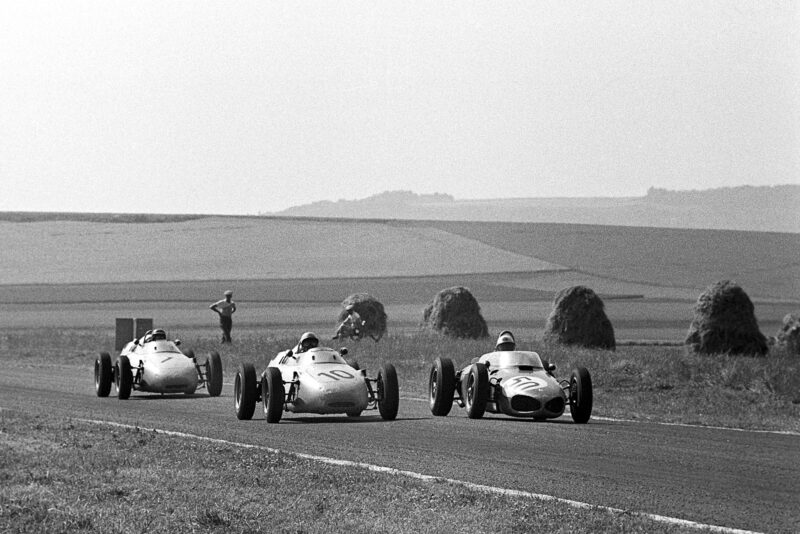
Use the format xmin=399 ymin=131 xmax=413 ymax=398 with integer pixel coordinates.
xmin=234 ymin=346 xmax=399 ymax=423
xmin=428 ymin=350 xmax=592 ymax=423
xmin=94 ymin=328 xmax=223 ymax=399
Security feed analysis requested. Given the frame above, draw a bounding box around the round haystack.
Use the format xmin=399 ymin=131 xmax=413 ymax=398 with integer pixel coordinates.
xmin=774 ymin=313 xmax=800 ymax=355
xmin=685 ymin=281 xmax=768 ymax=356
xmin=421 ymin=286 xmax=489 ymax=339
xmin=543 ymin=286 xmax=615 ymax=350
xmin=337 ymin=293 xmax=387 ymax=341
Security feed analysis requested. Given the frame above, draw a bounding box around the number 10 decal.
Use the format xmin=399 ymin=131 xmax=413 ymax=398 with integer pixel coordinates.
xmin=318 ymin=370 xmax=355 ymax=381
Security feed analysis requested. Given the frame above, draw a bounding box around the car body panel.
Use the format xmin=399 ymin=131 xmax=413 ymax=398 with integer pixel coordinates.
xmin=121 ymin=339 xmax=199 ymax=394
xmin=267 ymin=347 xmax=368 ymax=414
xmin=459 ymin=350 xmax=567 ymax=419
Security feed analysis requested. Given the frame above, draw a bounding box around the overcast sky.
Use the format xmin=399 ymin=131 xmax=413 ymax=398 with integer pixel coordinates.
xmin=1 ymin=1 xmax=797 ymax=215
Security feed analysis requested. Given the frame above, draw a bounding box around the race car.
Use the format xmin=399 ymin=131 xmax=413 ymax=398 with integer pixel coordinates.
xmin=428 ymin=350 xmax=592 ymax=423
xmin=94 ymin=328 xmax=223 ymax=399
xmin=234 ymin=346 xmax=399 ymax=423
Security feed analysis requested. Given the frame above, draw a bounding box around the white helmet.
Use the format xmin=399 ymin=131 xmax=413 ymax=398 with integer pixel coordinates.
xmin=299 ymin=332 xmax=319 ymax=352
xmin=496 ymin=330 xmax=516 ymax=351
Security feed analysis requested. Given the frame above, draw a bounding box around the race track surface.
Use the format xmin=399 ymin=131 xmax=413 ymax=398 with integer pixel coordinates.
xmin=2 ymin=365 xmax=797 ymax=533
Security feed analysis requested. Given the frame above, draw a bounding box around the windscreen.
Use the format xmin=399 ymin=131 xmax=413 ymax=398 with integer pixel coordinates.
xmin=482 ymin=351 xmax=543 ymax=369
xmin=297 ymin=348 xmax=346 ymax=365
xmin=149 ymin=340 xmax=183 ymax=354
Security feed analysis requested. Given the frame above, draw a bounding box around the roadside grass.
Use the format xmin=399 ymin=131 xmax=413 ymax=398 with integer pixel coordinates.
xmin=3 ymin=328 xmax=799 ymax=432
xmin=0 ymin=409 xmax=703 ymax=533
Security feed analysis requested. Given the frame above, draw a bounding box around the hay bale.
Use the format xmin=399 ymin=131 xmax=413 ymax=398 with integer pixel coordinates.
xmin=685 ymin=281 xmax=768 ymax=356
xmin=336 ymin=293 xmax=387 ymax=341
xmin=774 ymin=313 xmax=800 ymax=355
xmin=421 ymin=286 xmax=489 ymax=339
xmin=543 ymin=286 xmax=615 ymax=350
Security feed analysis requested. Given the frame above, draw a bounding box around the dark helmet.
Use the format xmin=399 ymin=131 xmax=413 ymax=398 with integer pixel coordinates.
xmin=495 ymin=330 xmax=516 ymax=351
xmin=151 ymin=328 xmax=167 ymax=340
xmin=299 ymin=332 xmax=319 ymax=352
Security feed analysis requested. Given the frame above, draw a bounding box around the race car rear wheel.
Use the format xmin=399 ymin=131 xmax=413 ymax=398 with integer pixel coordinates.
xmin=95 ymin=352 xmax=112 ymax=397
xmin=261 ymin=367 xmax=284 ymax=424
xmin=464 ymin=363 xmax=488 ymax=419
xmin=206 ymin=351 xmax=223 ymax=397
xmin=429 ymin=357 xmax=455 ymax=416
xmin=377 ymin=363 xmax=399 ymax=421
xmin=114 ymin=355 xmax=132 ymax=400
xmin=569 ymin=367 xmax=593 ymax=424
xmin=234 ymin=362 xmax=257 ymax=420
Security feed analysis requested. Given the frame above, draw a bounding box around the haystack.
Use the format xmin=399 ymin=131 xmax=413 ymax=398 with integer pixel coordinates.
xmin=685 ymin=280 xmax=768 ymax=356
xmin=543 ymin=286 xmax=615 ymax=350
xmin=774 ymin=313 xmax=800 ymax=355
xmin=421 ymin=286 xmax=488 ymax=339
xmin=337 ymin=293 xmax=387 ymax=341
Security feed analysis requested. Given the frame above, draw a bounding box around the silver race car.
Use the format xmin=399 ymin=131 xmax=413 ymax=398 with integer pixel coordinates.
xmin=429 ymin=350 xmax=592 ymax=423
xmin=234 ymin=346 xmax=399 ymax=423
xmin=94 ymin=328 xmax=223 ymax=399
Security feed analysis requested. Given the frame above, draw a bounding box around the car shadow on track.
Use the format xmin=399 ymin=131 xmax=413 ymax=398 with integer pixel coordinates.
xmin=475 ymin=414 xmax=607 ymax=426
xmin=273 ymin=415 xmax=428 ymax=424
xmin=127 ymin=393 xmax=221 ymax=400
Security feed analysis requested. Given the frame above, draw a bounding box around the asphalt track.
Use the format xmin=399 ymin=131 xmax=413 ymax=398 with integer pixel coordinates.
xmin=2 ymin=365 xmax=798 ymax=533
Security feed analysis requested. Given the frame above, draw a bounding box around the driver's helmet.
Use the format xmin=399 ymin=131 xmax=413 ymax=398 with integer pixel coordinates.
xmin=298 ymin=332 xmax=319 ymax=352
xmin=151 ymin=328 xmax=167 ymax=340
xmin=495 ymin=330 xmax=516 ymax=351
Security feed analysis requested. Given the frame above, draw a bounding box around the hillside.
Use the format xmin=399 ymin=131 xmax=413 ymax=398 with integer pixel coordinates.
xmin=271 ymin=185 xmax=800 ymax=233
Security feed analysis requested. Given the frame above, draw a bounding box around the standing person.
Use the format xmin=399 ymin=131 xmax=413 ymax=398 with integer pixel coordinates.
xmin=209 ymin=290 xmax=236 ymax=343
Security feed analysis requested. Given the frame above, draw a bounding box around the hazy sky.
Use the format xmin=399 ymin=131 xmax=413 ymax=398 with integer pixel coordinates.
xmin=1 ymin=1 xmax=798 ymax=215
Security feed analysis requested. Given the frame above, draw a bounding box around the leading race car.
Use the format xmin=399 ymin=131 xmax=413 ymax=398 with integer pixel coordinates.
xmin=234 ymin=346 xmax=399 ymax=423
xmin=94 ymin=328 xmax=223 ymax=399
xmin=429 ymin=350 xmax=592 ymax=423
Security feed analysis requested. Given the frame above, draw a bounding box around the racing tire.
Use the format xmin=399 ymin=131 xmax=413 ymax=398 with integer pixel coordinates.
xmin=114 ymin=355 xmax=132 ymax=400
xmin=234 ymin=362 xmax=257 ymax=420
xmin=95 ymin=352 xmax=112 ymax=397
xmin=569 ymin=367 xmax=593 ymax=424
xmin=429 ymin=357 xmax=456 ymax=416
xmin=464 ymin=363 xmax=489 ymax=419
xmin=377 ymin=363 xmax=399 ymax=421
xmin=261 ymin=367 xmax=284 ymax=424
xmin=183 ymin=348 xmax=195 ymax=359
xmin=206 ymin=351 xmax=223 ymax=397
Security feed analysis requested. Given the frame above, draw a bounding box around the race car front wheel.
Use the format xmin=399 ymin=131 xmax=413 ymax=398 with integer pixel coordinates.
xmin=115 ymin=355 xmax=132 ymax=400
xmin=234 ymin=362 xmax=257 ymax=420
xmin=95 ymin=352 xmax=112 ymax=397
xmin=464 ymin=363 xmax=488 ymax=419
xmin=206 ymin=351 xmax=223 ymax=397
xmin=377 ymin=363 xmax=399 ymax=421
xmin=429 ymin=357 xmax=455 ymax=416
xmin=569 ymin=367 xmax=593 ymax=424
xmin=261 ymin=367 xmax=284 ymax=424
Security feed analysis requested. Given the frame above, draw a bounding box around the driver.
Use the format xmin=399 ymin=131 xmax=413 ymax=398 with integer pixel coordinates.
xmin=151 ymin=328 xmax=167 ymax=340
xmin=495 ymin=330 xmax=516 ymax=351
xmin=294 ymin=332 xmax=319 ymax=354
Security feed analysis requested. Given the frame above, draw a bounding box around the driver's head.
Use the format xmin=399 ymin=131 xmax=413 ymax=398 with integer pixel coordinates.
xmin=495 ymin=330 xmax=516 ymax=351
xmin=298 ymin=332 xmax=319 ymax=352
xmin=152 ymin=328 xmax=167 ymax=340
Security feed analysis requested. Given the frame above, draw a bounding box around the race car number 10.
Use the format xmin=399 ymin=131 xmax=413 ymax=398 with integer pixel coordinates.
xmin=317 ymin=370 xmax=355 ymax=381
